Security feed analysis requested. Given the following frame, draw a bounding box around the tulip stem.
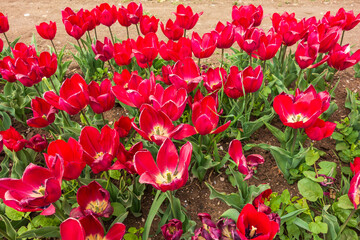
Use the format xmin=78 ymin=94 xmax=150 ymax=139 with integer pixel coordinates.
xmin=337 ymin=207 xmax=358 ymax=239
xmin=87 ymin=31 xmax=92 ymax=43
xmin=184 ymin=29 xmax=187 ymax=38
xmin=147 ymin=63 xmax=152 ymax=78
xmin=94 ymin=27 xmax=98 ymax=40
xmin=101 ymin=112 xmax=106 ymax=125
xmin=49 ymin=76 xmax=59 ymax=95
xmin=167 ymin=191 xmax=178 ymax=219
xmin=34 ymin=84 xmax=42 ymax=97
xmin=80 ymin=109 xmax=91 ymax=126
xmin=60 ymin=111 xmax=71 ymax=127
xmin=50 ymin=40 xmax=58 ymax=56
xmin=107 ymin=60 xmax=114 ymax=73
xmin=220 ymin=48 xmax=224 ymax=68
xmin=291 ymin=128 xmax=298 ymax=156
xmin=53 ymin=202 xmax=66 ymax=221
xmin=249 ymin=53 xmax=252 ymax=67
xmin=108 ymin=26 xmax=115 ymax=43
xmin=199 ymin=135 xmax=203 ymax=153
xmin=340 ymin=30 xmax=345 ymax=46
xmin=135 ymin=24 xmax=141 ymax=36
xmin=3 ymin=32 xmax=11 ymax=49
xmin=198 ymin=58 xmax=201 ymax=69
xmin=126 ymin=27 xmax=130 ymax=39
xmin=295 ymin=69 xmax=304 ymax=90
xmin=281 ymin=45 xmax=288 ymax=71
xmin=76 ymin=39 xmax=85 ymax=57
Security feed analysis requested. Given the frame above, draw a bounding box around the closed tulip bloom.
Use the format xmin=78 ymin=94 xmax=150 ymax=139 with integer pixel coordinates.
xmin=317 ymin=24 xmax=341 ymax=53
xmin=322 ymin=8 xmax=360 ymax=31
xmin=114 ymin=39 xmax=133 ymax=66
xmin=253 ymin=28 xmax=282 ymax=61
xmin=160 ymin=19 xmax=184 ymax=41
xmin=232 ymin=4 xmax=263 ymax=29
xmin=341 ymin=8 xmax=360 ymax=31
xmin=350 ymin=157 xmax=360 ymax=175
xmin=60 ymin=215 xmax=126 ymax=240
xmin=159 ymin=37 xmax=192 ymax=62
xmin=83 ymin=9 xmax=97 ymax=31
xmin=212 ymin=21 xmax=235 ymax=49
xmin=327 ymin=43 xmax=360 ymax=70
xmin=44 ymin=137 xmax=85 ymax=181
xmin=0 ymin=126 xmax=28 ymax=152
xmin=295 ymin=29 xmax=321 ymax=69
xmin=62 ymin=9 xmax=88 ymax=40
xmin=140 ymin=15 xmax=159 ymax=35
xmin=27 ymin=97 xmax=58 ymax=128
xmin=305 ymin=119 xmax=336 ymax=141
xmin=36 ymin=21 xmax=57 ymax=40
xmin=117 ymin=6 xmax=131 ymax=27
xmin=88 ymin=79 xmax=115 ymax=114
xmin=237 ymin=27 xmax=263 ymax=55
xmin=134 ymin=138 xmax=192 ymax=191
xmin=92 ymin=37 xmax=114 ymax=62
xmin=0 ymin=38 xmax=3 ymax=53
xmin=114 ymin=116 xmax=133 ymax=138
xmin=25 ymin=134 xmax=48 ymax=152
xmin=161 ymin=219 xmax=183 ymax=240
xmin=39 ymin=51 xmax=58 ymax=78
xmin=191 ymin=32 xmax=217 ymax=59
xmin=132 ymin=32 xmax=159 ymax=68
xmin=202 ymin=67 xmax=227 ymax=93
xmin=0 ymin=12 xmax=9 ymax=33
xmin=126 ymin=2 xmax=143 ymax=24
xmin=348 ymin=171 xmax=360 ymax=209
xmin=174 ymin=4 xmax=203 ymax=30
xmin=96 ymin=3 xmax=118 ymax=27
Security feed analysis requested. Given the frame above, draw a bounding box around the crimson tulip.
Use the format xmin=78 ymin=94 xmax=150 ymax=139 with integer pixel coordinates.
xmin=150 ymin=84 xmax=188 ymax=121
xmin=80 ymin=125 xmax=120 ymax=174
xmin=350 ymin=157 xmax=360 ymax=175
xmin=295 ymin=29 xmax=321 ymax=69
xmin=0 ymin=126 xmax=27 ymax=152
xmin=305 ymin=118 xmax=336 ymax=141
xmin=295 ymin=85 xmax=330 ymax=113
xmin=83 ymin=9 xmax=98 ymax=31
xmin=25 ymin=134 xmax=48 ymax=152
xmin=159 ymin=37 xmax=192 ymax=62
xmin=0 ymin=56 xmax=16 ymax=82
xmin=229 ymin=139 xmax=265 ymax=180
xmin=174 ymin=4 xmax=203 ymax=31
xmin=0 ymin=157 xmax=63 ymax=215
xmin=11 ymin=42 xmax=37 ymax=59
xmin=112 ymin=142 xmax=143 ymax=175
xmin=161 ymin=219 xmax=183 ymax=240
xmin=132 ymin=33 xmax=159 ymax=68
xmin=340 ymin=8 xmax=360 ymax=31
xmin=88 ymin=79 xmax=115 ymax=114
xmin=322 ymin=8 xmax=360 ymax=31
xmin=38 ymin=51 xmax=58 ymax=78
xmin=114 ymin=116 xmax=133 ymax=138
xmin=348 ymin=171 xmax=360 ymax=209
xmin=191 ymin=32 xmax=217 ymax=59
xmin=92 ymin=37 xmax=114 ymax=62
xmin=140 ymin=15 xmax=159 ymax=35
xmin=44 ymin=74 xmax=89 ymax=115
xmin=237 ymin=204 xmax=279 ymax=240
xmin=96 ymin=3 xmax=118 ymax=27
xmin=216 ymin=218 xmax=238 ymax=240
xmin=36 ymin=21 xmax=57 ymax=40
xmin=317 ymin=24 xmax=341 ymax=53
xmin=27 ymin=97 xmax=58 ymax=128
xmin=253 ymin=28 xmax=282 ymax=61
xmin=62 ymin=9 xmax=88 ymax=40
xmin=232 ymin=4 xmax=263 ymax=29
xmin=212 ymin=21 xmax=235 ymax=49
xmin=70 ymin=181 xmax=113 ymax=218
xmin=12 ymin=57 xmax=43 ymax=87
xmin=124 ymin=2 xmax=143 ymax=25
xmin=0 ymin=12 xmax=9 ymax=33
xmin=272 ymin=12 xmax=304 ymax=46
xmin=61 ymin=7 xmax=76 ymax=20
xmin=253 ymin=189 xmax=273 ymax=208
xmin=202 ymin=67 xmax=227 ymax=93
xmin=0 ymin=38 xmax=3 ymax=53
xmin=44 ymin=137 xmax=85 ymax=181
xmin=60 ymin=215 xmax=126 ymax=240
xmin=237 ymin=27 xmax=263 ymax=55
xmin=160 ymin=19 xmax=184 ymax=41
xmin=117 ymin=6 xmax=131 ymax=27
xmin=327 ymin=43 xmax=360 ymax=70
xmin=134 ymin=138 xmax=192 ymax=191
xmin=114 ymin=39 xmax=133 ymax=66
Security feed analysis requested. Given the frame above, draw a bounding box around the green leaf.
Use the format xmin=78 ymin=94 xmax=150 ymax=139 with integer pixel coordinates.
xmin=337 ymin=195 xmax=354 ymax=210
xmin=5 ymin=206 xmax=24 ymax=221
xmin=142 ymin=191 xmax=166 ymax=240
xmin=340 ymin=228 xmax=359 ymax=240
xmin=221 ymin=209 xmax=240 ymax=221
xmin=206 ymin=182 xmax=243 ymax=211
xmin=111 ymin=202 xmax=126 ymax=217
xmin=305 ymin=149 xmax=320 ymax=166
xmin=318 ymin=161 xmax=337 ymax=178
xmin=264 ymin=122 xmax=285 ymax=143
xmin=293 ymin=217 xmax=310 ymax=231
xmin=109 ymin=170 xmax=121 ymax=180
xmin=280 ymin=208 xmax=306 ymax=222
xmin=19 ymin=226 xmax=60 ymax=238
xmin=303 ymin=171 xmax=324 ymax=183
xmin=331 ymin=132 xmax=344 ymax=141
xmin=0 ymin=214 xmax=17 ymax=240
xmin=298 ymin=178 xmax=323 ymax=202
xmin=309 ymin=216 xmax=328 ymax=234
xmin=322 ymin=205 xmax=339 ymax=240
xmin=31 ymin=215 xmax=60 ymax=227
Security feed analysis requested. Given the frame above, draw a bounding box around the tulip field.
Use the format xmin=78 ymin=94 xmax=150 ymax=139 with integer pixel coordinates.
xmin=1 ymin=0 xmax=360 ymax=239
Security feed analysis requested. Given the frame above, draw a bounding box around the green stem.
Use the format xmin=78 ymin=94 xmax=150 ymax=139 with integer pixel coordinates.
xmin=135 ymin=24 xmax=141 ymax=36
xmin=108 ymin=26 xmax=115 ymax=43
xmin=249 ymin=53 xmax=252 ymax=67
xmin=291 ymin=128 xmax=298 ymax=156
xmin=184 ymin=29 xmax=187 ymax=38
xmin=94 ymin=27 xmax=98 ymax=40
xmin=147 ymin=63 xmax=151 ymax=78
xmin=167 ymin=191 xmax=177 ymax=219
xmin=104 ymin=171 xmax=110 ymax=189
xmin=49 ymin=76 xmax=59 ymax=95
xmin=107 ymin=60 xmax=114 ymax=73
xmin=198 ymin=58 xmax=201 ymax=69
xmin=220 ymin=48 xmax=224 ymax=68
xmin=80 ymin=109 xmax=91 ymax=126
xmin=34 ymin=84 xmax=42 ymax=97
xmin=199 ymin=135 xmax=203 ymax=153
xmin=3 ymin=32 xmax=11 ymax=49
xmin=340 ymin=30 xmax=345 ymax=46
xmin=101 ymin=112 xmax=106 ymax=125
xmin=87 ymin=31 xmax=92 ymax=43
xmin=0 ymin=225 xmax=12 ymax=240
xmin=60 ymin=110 xmax=71 ymax=127
xmin=50 ymin=39 xmax=58 ymax=56
xmin=53 ymin=202 xmax=66 ymax=221
xmin=76 ymin=39 xmax=85 ymax=57
xmin=281 ymin=45 xmax=288 ymax=71
xmin=295 ymin=69 xmax=304 ymax=90
xmin=126 ymin=27 xmax=130 ymax=39
xmin=337 ymin=207 xmax=358 ymax=239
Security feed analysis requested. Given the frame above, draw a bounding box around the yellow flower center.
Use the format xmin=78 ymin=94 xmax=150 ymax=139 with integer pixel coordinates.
xmin=31 ymin=185 xmax=46 ymax=197
xmin=287 ymin=114 xmax=308 ymax=123
xmin=155 ymin=170 xmax=179 ymax=185
xmin=85 ymin=200 xmax=108 ymax=214
xmin=86 ymin=234 xmax=103 ymax=240
xmin=95 ymin=152 xmax=104 ymax=159
xmin=151 ymin=125 xmax=169 ymax=137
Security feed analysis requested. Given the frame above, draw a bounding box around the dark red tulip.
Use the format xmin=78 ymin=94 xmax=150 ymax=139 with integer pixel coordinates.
xmin=237 ymin=27 xmax=263 ymax=55
xmin=114 ymin=116 xmax=133 ymax=138
xmin=44 ymin=137 xmax=85 ymax=181
xmin=38 ymin=51 xmax=58 ymax=78
xmin=96 ymin=3 xmax=118 ymax=27
xmin=117 ymin=7 xmax=131 ymax=27
xmin=160 ymin=19 xmax=184 ymax=41
xmin=0 ymin=158 xmax=63 ymax=215
xmin=83 ymin=9 xmax=97 ymax=31
xmin=60 ymin=215 xmax=126 ymax=240
xmin=253 ymin=28 xmax=282 ymax=61
xmin=159 ymin=37 xmax=192 ymax=62
xmin=0 ymin=126 xmax=27 ymax=152
xmin=202 ymin=67 xmax=227 ymax=93
xmin=272 ymin=12 xmax=305 ymax=46
xmin=12 ymin=57 xmax=43 ymax=87
xmin=27 ymin=97 xmax=57 ymax=128
xmin=317 ymin=23 xmax=341 ymax=53
xmin=295 ymin=28 xmax=321 ymax=69
xmin=232 ymin=4 xmax=263 ymax=29
xmin=92 ymin=37 xmax=114 ymax=62
xmin=140 ymin=15 xmax=159 ymax=35
xmin=161 ymin=219 xmax=183 ymax=240
xmin=114 ymin=39 xmax=133 ymax=66
xmin=62 ymin=8 xmax=88 ymax=40
xmin=25 ymin=134 xmax=48 ymax=152
xmin=212 ymin=21 xmax=235 ymax=49
xmin=350 ymin=157 xmax=360 ymax=175
xmin=80 ymin=125 xmax=120 ymax=174
xmin=36 ymin=21 xmax=57 ymax=40
xmin=327 ymin=43 xmax=360 ymax=70
xmin=44 ymin=74 xmax=89 ymax=115
xmin=0 ymin=12 xmax=9 ymax=33
xmin=118 ymin=2 xmax=143 ymax=26
xmin=70 ymin=181 xmax=113 ymax=218
xmin=191 ymin=32 xmax=217 ymax=59
xmin=132 ymin=33 xmax=159 ymax=68
xmin=0 ymin=56 xmax=16 ymax=82
xmin=174 ymin=4 xmax=203 ymax=31
xmin=193 ymin=213 xmax=221 ymax=240
xmin=216 ymin=218 xmax=239 ymax=240
xmin=134 ymin=138 xmax=192 ymax=191
xmin=88 ymin=79 xmax=115 ymax=114
xmin=305 ymin=118 xmax=336 ymax=141
xmin=112 ymin=142 xmax=143 ymax=174
xmin=348 ymin=171 xmax=360 ymax=209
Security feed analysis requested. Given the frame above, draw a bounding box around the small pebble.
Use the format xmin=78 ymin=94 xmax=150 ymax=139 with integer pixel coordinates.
xmin=24 ymin=13 xmax=30 ymax=17
xmin=220 ymin=177 xmax=225 ymax=181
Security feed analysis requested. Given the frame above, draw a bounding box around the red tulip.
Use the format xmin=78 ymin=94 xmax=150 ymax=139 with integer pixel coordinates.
xmin=237 ymin=27 xmax=262 ymax=55
xmin=88 ymin=79 xmax=115 ymax=114
xmin=224 ymin=65 xmax=263 ymax=99
xmin=12 ymin=57 xmax=43 ymax=87
xmin=305 ymin=118 xmax=336 ymax=141
xmin=60 ymin=215 xmax=126 ymax=240
xmin=341 ymin=8 xmax=360 ymax=31
xmin=0 ymin=158 xmax=63 ymax=215
xmin=61 ymin=7 xmax=76 ymax=20
xmin=132 ymin=33 xmax=159 ymax=68
xmin=327 ymin=43 xmax=360 ymax=70
xmin=80 ymin=125 xmax=120 ymax=174
xmin=253 ymin=28 xmax=282 ymax=61
xmin=39 ymin=51 xmax=58 ymax=78
xmin=174 ymin=4 xmax=203 ymax=31
xmin=36 ymin=21 xmax=57 ymax=40
xmin=134 ymin=138 xmax=192 ymax=192
xmin=294 ymin=85 xmax=330 ymax=113
xmin=112 ymin=142 xmax=143 ymax=174
xmin=114 ymin=39 xmax=133 ymax=66
xmin=232 ymin=4 xmax=263 ymax=29
xmin=25 ymin=134 xmax=48 ymax=152
xmin=62 ymin=8 xmax=88 ymax=40
xmin=161 ymin=219 xmax=183 ymax=240
xmin=192 ymin=96 xmax=230 ymax=135
xmin=229 ymin=139 xmax=264 ymax=180
xmin=212 ymin=21 xmax=235 ymax=49
xmin=317 ymin=24 xmax=341 ymax=53
xmin=322 ymin=8 xmax=360 ymax=31
xmin=237 ymin=204 xmax=279 ymax=240
xmin=0 ymin=56 xmax=16 ymax=82
xmin=44 ymin=137 xmax=85 ymax=181
xmin=202 ymin=67 xmax=227 ymax=93
xmin=114 ymin=116 xmax=133 ymax=138
xmin=348 ymin=171 xmax=360 ymax=209
xmin=117 ymin=7 xmax=131 ymax=27
xmin=27 ymin=97 xmax=58 ymax=128
xmin=150 ymin=84 xmax=188 ymax=121
xmin=159 ymin=37 xmax=192 ymax=62
xmin=0 ymin=126 xmax=27 ymax=152
xmin=132 ymin=105 xmax=195 ymax=145
xmin=70 ymin=181 xmax=113 ymax=218
xmin=253 ymin=189 xmax=273 ymax=208
xmin=44 ymin=74 xmax=89 ymax=115
xmin=0 ymin=38 xmax=3 ymax=53
xmin=192 ymin=213 xmax=221 ymax=239
xmin=295 ymin=28 xmax=321 ymax=69
xmin=126 ymin=2 xmax=143 ymax=25
xmin=168 ymin=58 xmax=203 ymax=93
xmin=160 ymin=19 xmax=184 ymax=41
xmin=350 ymin=157 xmax=360 ymax=175
xmin=96 ymin=3 xmax=118 ymax=27
xmin=140 ymin=15 xmax=159 ymax=35
xmin=92 ymin=37 xmax=114 ymax=62
xmin=11 ymin=42 xmax=37 ymax=59
xmin=83 ymin=9 xmax=97 ymax=31
xmin=191 ymin=32 xmax=217 ymax=59
xmin=0 ymin=12 xmax=9 ymax=33
xmin=272 ymin=12 xmax=304 ymax=46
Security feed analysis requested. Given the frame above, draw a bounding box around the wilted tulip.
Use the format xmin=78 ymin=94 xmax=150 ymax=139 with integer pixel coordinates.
xmin=36 ymin=21 xmax=57 ymax=40
xmin=192 ymin=213 xmax=221 ymax=240
xmin=161 ymin=219 xmax=183 ymax=240
xmin=113 ymin=142 xmax=143 ymax=174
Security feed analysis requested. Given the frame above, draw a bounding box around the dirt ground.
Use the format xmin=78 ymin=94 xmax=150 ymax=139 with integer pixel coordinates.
xmin=2 ymin=0 xmax=360 ymax=236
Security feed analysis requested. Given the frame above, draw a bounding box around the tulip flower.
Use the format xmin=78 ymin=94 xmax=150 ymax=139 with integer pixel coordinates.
xmin=192 ymin=96 xmax=230 ymax=135
xmin=38 ymin=51 xmax=58 ymax=78
xmin=113 ymin=142 xmax=143 ymax=174
xmin=70 ymin=181 xmax=113 ymax=218
xmin=192 ymin=213 xmax=221 ymax=240
xmin=237 ymin=27 xmax=263 ymax=55
xmin=80 ymin=125 xmax=120 ymax=174
xmin=96 ymin=3 xmax=118 ymax=27
xmin=134 ymin=138 xmax=192 ymax=192
xmin=224 ymin=65 xmax=263 ymax=99
xmin=295 ymin=29 xmax=321 ymax=69
xmin=253 ymin=28 xmax=282 ymax=61
xmin=12 ymin=57 xmax=43 ymax=87
xmin=212 ymin=21 xmax=235 ymax=49
xmin=62 ymin=9 xmax=88 ymax=40
xmin=114 ymin=116 xmax=133 ymax=138
xmin=191 ymin=32 xmax=217 ymax=59
xmin=327 ymin=43 xmax=360 ymax=70
xmin=174 ymin=4 xmax=203 ymax=31
xmin=305 ymin=118 xmax=336 ymax=141
xmin=253 ymin=189 xmax=273 ymax=208
xmin=0 ymin=56 xmax=16 ymax=82
xmin=88 ymin=79 xmax=115 ymax=114
xmin=44 ymin=74 xmax=89 ymax=115
xmin=0 ymin=12 xmax=9 ymax=33
xmin=202 ymin=67 xmax=227 ymax=93
xmin=237 ymin=204 xmax=279 ymax=240
xmin=132 ymin=104 xmax=195 ymax=145
xmin=161 ymin=219 xmax=183 ymax=240
xmin=317 ymin=24 xmax=341 ymax=53
xmin=11 ymin=42 xmax=37 ymax=59
xmin=294 ymin=85 xmax=330 ymax=113
xmin=83 ymin=9 xmax=98 ymax=31
xmin=0 ymin=126 xmax=28 ymax=152
xmin=0 ymin=38 xmax=3 ymax=53
xmin=92 ymin=37 xmax=114 ymax=62
xmin=232 ymin=4 xmax=263 ymax=29
xmin=27 ymin=97 xmax=58 ymax=128
xmin=216 ymin=218 xmax=239 ymax=240
xmin=117 ymin=7 xmax=131 ymax=28
xmin=112 ymin=71 xmax=155 ymax=109
xmin=140 ymin=15 xmax=159 ymax=35
xmin=229 ymin=139 xmax=265 ymax=180
xmin=159 ymin=37 xmax=192 ymax=62
xmin=113 ymin=39 xmax=133 ymax=66
xmin=36 ymin=21 xmax=57 ymax=40
xmin=348 ymin=171 xmax=360 ymax=208
xmin=160 ymin=19 xmax=184 ymax=41
xmin=341 ymin=8 xmax=360 ymax=31
xmin=122 ymin=2 xmax=143 ymax=25
xmin=168 ymin=57 xmax=203 ymax=93
xmin=132 ymin=32 xmax=159 ymax=68
xmin=322 ymin=8 xmax=360 ymax=31
xmin=350 ymin=157 xmax=360 ymax=175
xmin=60 ymin=215 xmax=126 ymax=240
xmin=272 ymin=12 xmax=305 ymax=46
xmin=0 ymin=158 xmax=63 ymax=215
xmin=25 ymin=134 xmax=48 ymax=152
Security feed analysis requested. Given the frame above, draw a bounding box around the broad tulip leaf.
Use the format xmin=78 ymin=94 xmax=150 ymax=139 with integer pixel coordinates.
xmin=322 ymin=205 xmax=339 ymax=240
xmin=19 ymin=226 xmax=60 ymax=238
xmin=298 ymin=178 xmax=323 ymax=202
xmin=221 ymin=208 xmax=240 ymax=221
xmin=340 ymin=228 xmax=359 ymax=240
xmin=337 ymin=195 xmax=354 ymax=210
xmin=5 ymin=206 xmax=24 ymax=221
xmin=206 ymin=182 xmax=243 ymax=211
xmin=305 ymin=149 xmax=320 ymax=166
